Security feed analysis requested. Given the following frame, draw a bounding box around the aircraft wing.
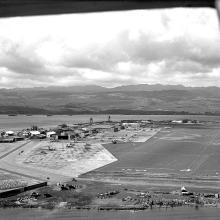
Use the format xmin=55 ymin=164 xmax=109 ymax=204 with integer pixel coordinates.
xmin=0 ymin=0 xmax=217 ymax=18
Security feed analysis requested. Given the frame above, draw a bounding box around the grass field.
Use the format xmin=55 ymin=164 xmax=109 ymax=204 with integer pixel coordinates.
xmin=100 ymin=127 xmax=220 ymax=175
xmin=81 ymin=126 xmax=220 ymax=189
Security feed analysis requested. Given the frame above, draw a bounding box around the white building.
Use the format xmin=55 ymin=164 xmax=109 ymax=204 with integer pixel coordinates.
xmin=46 ymin=131 xmax=56 ymax=138
xmin=172 ymin=120 xmax=182 ymax=124
xmin=30 ymin=130 xmax=40 ymax=136
xmin=5 ymin=131 xmax=15 ymax=136
xmin=122 ymin=122 xmax=140 ymax=129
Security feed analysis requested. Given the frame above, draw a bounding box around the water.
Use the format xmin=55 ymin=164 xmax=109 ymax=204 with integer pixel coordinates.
xmin=0 ymin=114 xmax=220 ymax=131
xmin=0 ymin=207 xmax=220 ymax=220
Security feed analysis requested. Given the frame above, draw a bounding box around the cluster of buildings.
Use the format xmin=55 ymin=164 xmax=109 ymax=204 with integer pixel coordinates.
xmin=0 ymin=118 xmax=157 ymax=144
xmin=0 ymin=117 xmax=201 ymax=144
xmin=0 ymin=121 xmax=118 ymax=143
xmin=0 ymin=130 xmax=25 ymax=143
xmin=171 ymin=119 xmax=199 ymax=124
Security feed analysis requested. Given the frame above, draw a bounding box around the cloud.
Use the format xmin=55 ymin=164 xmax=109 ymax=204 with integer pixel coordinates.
xmin=0 ymin=40 xmax=45 ymax=75
xmin=0 ymin=8 xmax=219 ymax=88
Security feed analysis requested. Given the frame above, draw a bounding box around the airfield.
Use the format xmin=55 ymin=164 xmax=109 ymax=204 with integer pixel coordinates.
xmin=0 ymin=126 xmax=158 ymax=184
xmin=0 ymin=140 xmax=117 ymax=183
xmin=81 ymin=126 xmax=220 ymax=189
xmin=1 ymin=122 xmax=220 ymax=191
xmin=1 ymin=119 xmax=220 ymax=210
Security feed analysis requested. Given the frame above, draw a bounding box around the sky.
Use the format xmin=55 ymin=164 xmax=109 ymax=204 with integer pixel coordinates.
xmin=0 ymin=8 xmax=220 ymax=88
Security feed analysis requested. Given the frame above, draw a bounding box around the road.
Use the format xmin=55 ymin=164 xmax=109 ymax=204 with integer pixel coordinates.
xmin=0 ymin=167 xmax=43 ymax=181
xmin=0 ymin=140 xmax=31 ymax=160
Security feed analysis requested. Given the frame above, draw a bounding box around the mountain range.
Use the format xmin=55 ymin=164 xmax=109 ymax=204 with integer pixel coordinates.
xmin=1 ymin=84 xmax=220 ymax=115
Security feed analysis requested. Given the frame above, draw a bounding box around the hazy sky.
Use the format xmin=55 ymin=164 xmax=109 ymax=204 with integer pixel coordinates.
xmin=0 ymin=8 xmax=220 ymax=88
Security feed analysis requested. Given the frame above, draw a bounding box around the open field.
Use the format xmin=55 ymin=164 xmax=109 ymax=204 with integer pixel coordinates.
xmin=0 ymin=126 xmax=159 ymax=185
xmin=17 ymin=141 xmax=117 ymax=177
xmin=86 ymin=128 xmax=160 ymax=144
xmin=97 ymin=127 xmax=220 ymax=175
xmin=0 ymin=140 xmax=117 ymax=183
xmin=81 ymin=126 xmax=220 ymax=189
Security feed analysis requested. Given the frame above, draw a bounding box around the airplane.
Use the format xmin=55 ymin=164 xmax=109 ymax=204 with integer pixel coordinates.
xmin=0 ymin=0 xmax=219 ymax=18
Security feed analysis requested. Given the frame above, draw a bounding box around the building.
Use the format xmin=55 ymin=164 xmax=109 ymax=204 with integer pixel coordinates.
xmin=30 ymin=131 xmax=40 ymax=136
xmin=5 ymin=131 xmax=15 ymax=136
xmin=30 ymin=134 xmax=46 ymax=139
xmin=172 ymin=120 xmax=183 ymax=124
xmin=46 ymin=131 xmax=56 ymax=138
xmin=122 ymin=122 xmax=140 ymax=129
xmin=181 ymin=186 xmax=192 ymax=196
xmin=57 ymin=133 xmax=69 ymax=140
xmin=13 ymin=136 xmax=25 ymax=141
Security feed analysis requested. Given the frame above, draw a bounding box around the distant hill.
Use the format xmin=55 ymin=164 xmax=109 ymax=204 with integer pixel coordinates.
xmin=1 ymin=84 xmax=220 ymax=115
xmin=112 ymin=84 xmax=186 ymax=91
xmin=13 ymin=85 xmax=108 ymax=93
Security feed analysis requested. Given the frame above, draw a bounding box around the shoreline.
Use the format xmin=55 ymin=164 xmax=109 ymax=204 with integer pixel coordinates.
xmin=2 ymin=112 xmax=220 ymax=116
xmin=0 ymin=200 xmax=219 ymax=210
